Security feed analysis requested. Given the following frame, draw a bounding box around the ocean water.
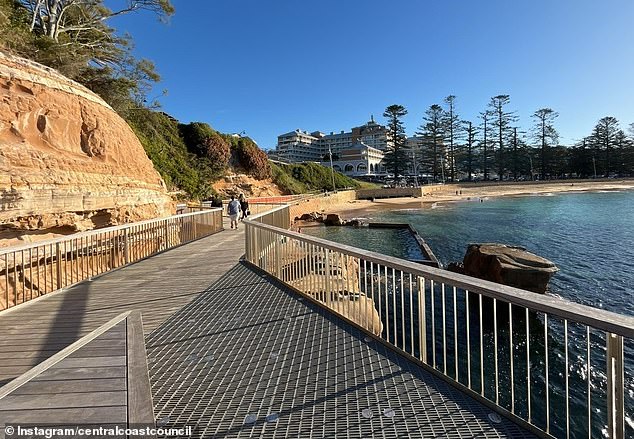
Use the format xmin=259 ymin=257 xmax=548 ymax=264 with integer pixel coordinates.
xmin=303 ymin=190 xmax=634 ymax=438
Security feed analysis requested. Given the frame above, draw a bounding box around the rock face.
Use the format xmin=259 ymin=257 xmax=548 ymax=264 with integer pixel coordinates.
xmin=0 ymin=51 xmax=172 ymax=245
xmin=462 ymin=243 xmax=558 ymax=293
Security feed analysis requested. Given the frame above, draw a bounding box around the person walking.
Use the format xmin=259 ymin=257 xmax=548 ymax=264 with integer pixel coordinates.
xmin=227 ymin=195 xmax=241 ymax=229
xmin=238 ymin=194 xmax=250 ymax=220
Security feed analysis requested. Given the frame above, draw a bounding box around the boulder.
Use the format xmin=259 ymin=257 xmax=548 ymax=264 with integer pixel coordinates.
xmin=295 ymin=212 xmax=322 ymax=222
xmin=462 ymin=243 xmax=558 ymax=293
xmin=0 ymin=51 xmax=172 ymax=245
xmin=323 ymin=213 xmax=343 ymax=226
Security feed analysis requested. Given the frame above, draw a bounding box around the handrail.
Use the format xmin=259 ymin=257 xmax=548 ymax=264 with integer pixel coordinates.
xmin=244 ymin=206 xmax=632 ymax=439
xmin=1 ymin=208 xmax=224 ymax=311
xmin=246 ymin=220 xmax=634 ymax=338
xmin=0 ymin=208 xmax=222 ymax=256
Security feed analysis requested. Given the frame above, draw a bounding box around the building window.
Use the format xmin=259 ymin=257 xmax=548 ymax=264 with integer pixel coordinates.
xmin=344 ymin=164 xmax=354 ymax=172
xmin=357 ymin=163 xmax=367 ymax=172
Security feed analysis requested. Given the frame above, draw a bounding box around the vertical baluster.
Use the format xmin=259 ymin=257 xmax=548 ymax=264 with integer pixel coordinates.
xmin=347 ymin=254 xmax=353 ymax=323
xmin=399 ymin=270 xmax=405 ymax=350
xmin=371 ymin=262 xmax=376 ymax=334
xmin=396 ymin=269 xmax=401 ymax=349
xmin=453 ymin=286 xmax=458 ymax=381
xmin=79 ymin=237 xmax=84 ymax=278
xmin=95 ymin=234 xmax=100 ymax=275
xmin=363 ymin=259 xmax=368 ymax=329
xmin=75 ymin=238 xmax=79 ymax=282
xmin=344 ymin=253 xmax=349 ymax=313
xmin=335 ymin=252 xmax=342 ymax=315
xmin=377 ymin=263 xmax=382 ymax=338
xmin=21 ymin=249 xmax=25 ymax=302
xmin=510 ymin=302 xmax=515 ymax=413
xmin=526 ymin=307 xmax=531 ymax=423
xmin=28 ymin=247 xmax=33 ymax=301
xmin=43 ymin=246 xmax=48 ymax=295
xmin=587 ymin=326 xmax=591 ymax=439
xmin=325 ymin=249 xmax=331 ymax=310
xmin=545 ymin=314 xmax=550 ymax=434
xmin=89 ymin=235 xmax=94 ymax=277
xmin=442 ymin=282 xmax=446 ymax=374
xmin=431 ymin=280 xmax=436 ymax=369
xmin=385 ymin=265 xmax=390 ymax=343
xmin=565 ymin=319 xmax=569 ymax=439
xmin=479 ymin=293 xmax=484 ymax=396
xmin=409 ymin=273 xmax=414 ymax=356
xmin=494 ymin=298 xmax=499 ymax=404
xmin=466 ymin=290 xmax=471 ymax=389
xmin=419 ymin=277 xmax=426 ymax=363
xmin=4 ymin=253 xmax=9 ymax=308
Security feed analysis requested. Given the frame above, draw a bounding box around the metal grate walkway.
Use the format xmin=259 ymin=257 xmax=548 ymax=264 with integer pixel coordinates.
xmin=146 ymin=263 xmax=536 ymax=439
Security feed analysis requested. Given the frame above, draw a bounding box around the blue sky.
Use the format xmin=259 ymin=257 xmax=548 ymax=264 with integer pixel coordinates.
xmin=111 ymin=0 xmax=634 ymax=149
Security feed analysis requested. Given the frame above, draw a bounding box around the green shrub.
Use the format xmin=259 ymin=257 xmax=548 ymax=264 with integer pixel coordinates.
xmin=125 ymin=109 xmax=218 ymax=200
xmin=179 ymin=122 xmax=216 ymax=156
xmin=203 ymin=132 xmax=231 ymax=170
xmin=270 ymin=162 xmax=366 ymax=194
xmin=235 ymin=138 xmax=271 ymax=179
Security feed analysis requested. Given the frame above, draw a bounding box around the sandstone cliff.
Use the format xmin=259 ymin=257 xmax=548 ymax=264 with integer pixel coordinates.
xmin=0 ymin=51 xmax=172 ymax=245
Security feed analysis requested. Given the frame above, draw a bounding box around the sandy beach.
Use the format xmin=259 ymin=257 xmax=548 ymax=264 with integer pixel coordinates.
xmin=324 ymin=179 xmax=634 ymax=219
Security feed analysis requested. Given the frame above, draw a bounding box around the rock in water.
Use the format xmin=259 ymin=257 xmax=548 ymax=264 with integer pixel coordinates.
xmin=462 ymin=243 xmax=558 ymax=293
xmin=323 ymin=213 xmax=343 ymax=226
xmin=0 ymin=51 xmax=172 ymax=243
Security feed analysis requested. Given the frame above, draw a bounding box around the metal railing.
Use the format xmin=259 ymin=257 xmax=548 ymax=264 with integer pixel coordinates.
xmin=244 ymin=207 xmax=633 ymax=439
xmin=0 ymin=208 xmax=223 ymax=311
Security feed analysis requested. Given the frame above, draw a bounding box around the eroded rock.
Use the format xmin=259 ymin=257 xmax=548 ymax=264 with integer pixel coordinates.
xmin=462 ymin=243 xmax=558 ymax=293
xmin=0 ymin=51 xmax=172 ymax=245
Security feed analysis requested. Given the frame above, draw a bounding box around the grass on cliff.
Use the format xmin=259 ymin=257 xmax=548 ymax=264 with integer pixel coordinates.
xmin=126 ymin=109 xmax=219 ymax=200
xmin=271 ymin=162 xmax=376 ymax=194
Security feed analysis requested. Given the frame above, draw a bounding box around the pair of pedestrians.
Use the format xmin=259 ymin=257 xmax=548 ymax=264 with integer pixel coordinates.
xmin=226 ymin=194 xmax=249 ymax=229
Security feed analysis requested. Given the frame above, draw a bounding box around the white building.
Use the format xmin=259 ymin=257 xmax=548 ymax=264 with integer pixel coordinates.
xmin=274 ymin=117 xmax=392 ymax=165
xmin=325 ymin=142 xmax=385 ymax=177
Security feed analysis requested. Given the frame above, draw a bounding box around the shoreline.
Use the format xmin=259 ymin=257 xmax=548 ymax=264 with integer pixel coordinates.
xmin=322 ymin=179 xmax=634 ymax=219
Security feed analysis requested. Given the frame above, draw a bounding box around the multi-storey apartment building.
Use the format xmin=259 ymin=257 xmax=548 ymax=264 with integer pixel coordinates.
xmin=275 ymin=129 xmax=322 ymax=162
xmin=273 ymin=117 xmax=391 ymax=174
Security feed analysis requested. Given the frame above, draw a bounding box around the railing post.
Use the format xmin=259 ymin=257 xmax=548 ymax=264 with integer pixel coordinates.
xmin=606 ymin=332 xmax=624 ymax=439
xmin=123 ymin=228 xmax=130 ymax=264
xmin=55 ymin=242 xmax=62 ymax=290
xmin=275 ymin=238 xmax=281 ymax=278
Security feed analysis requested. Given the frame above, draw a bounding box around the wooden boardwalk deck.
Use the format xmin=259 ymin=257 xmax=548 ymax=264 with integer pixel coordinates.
xmin=0 ymin=311 xmax=153 ymax=432
xmin=0 ymin=218 xmax=243 ymax=386
xmin=0 ymin=215 xmax=536 ymax=438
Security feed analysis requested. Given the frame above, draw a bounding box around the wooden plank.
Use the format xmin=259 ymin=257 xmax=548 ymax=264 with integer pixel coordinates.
xmin=0 ymin=391 xmax=125 ymax=410
xmin=11 ymin=378 xmax=126 ymax=395
xmin=0 ymin=331 xmax=125 ymax=345
xmin=126 ymin=312 xmax=156 ymax=434
xmin=33 ymin=366 xmax=126 ymax=381
xmin=0 ymin=405 xmax=127 ymax=424
xmin=50 ymin=356 xmax=126 ymax=369
xmin=0 ymin=312 xmax=129 ymax=399
xmin=0 ymin=338 xmax=125 ymax=353
xmin=0 ymin=358 xmax=51 ymax=367
xmin=67 ymin=347 xmax=126 ymax=358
